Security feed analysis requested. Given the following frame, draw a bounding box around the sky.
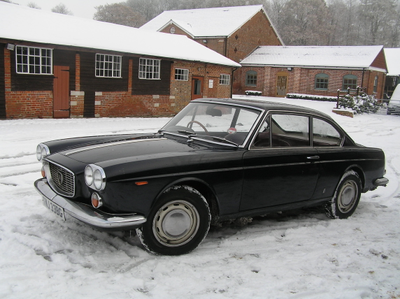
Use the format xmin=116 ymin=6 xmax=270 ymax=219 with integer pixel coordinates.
xmin=12 ymin=0 xmax=123 ymax=19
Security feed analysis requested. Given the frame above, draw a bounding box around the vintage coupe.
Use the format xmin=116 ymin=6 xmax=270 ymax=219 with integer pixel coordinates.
xmin=35 ymin=98 xmax=388 ymax=255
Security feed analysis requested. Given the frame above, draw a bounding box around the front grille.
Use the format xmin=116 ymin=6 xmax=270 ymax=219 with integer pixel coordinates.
xmin=48 ymin=162 xmax=75 ymax=197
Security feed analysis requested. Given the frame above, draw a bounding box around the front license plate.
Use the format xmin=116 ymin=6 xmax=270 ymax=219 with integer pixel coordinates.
xmin=43 ymin=197 xmax=65 ymax=221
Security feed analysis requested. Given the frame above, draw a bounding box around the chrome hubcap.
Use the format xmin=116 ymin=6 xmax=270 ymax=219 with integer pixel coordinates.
xmin=338 ymin=181 xmax=358 ymax=213
xmin=153 ymin=200 xmax=199 ymax=247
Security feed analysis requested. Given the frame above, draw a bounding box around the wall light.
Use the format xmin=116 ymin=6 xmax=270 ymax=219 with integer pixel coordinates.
xmin=6 ymin=43 xmax=15 ymax=51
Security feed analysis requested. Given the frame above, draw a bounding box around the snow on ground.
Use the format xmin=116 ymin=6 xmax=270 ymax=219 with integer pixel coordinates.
xmin=0 ymin=97 xmax=399 ymax=299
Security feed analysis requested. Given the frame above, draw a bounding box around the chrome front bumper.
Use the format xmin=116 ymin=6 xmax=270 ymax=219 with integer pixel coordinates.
xmin=35 ymin=178 xmax=147 ymax=229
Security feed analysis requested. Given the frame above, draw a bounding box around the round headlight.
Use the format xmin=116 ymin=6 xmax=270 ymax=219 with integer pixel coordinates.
xmin=93 ymin=169 xmax=103 ymax=190
xmin=36 ymin=144 xmax=50 ymax=161
xmin=84 ymin=165 xmax=94 ymax=186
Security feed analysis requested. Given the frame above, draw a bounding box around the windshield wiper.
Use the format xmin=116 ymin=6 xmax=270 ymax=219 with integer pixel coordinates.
xmin=178 ymin=130 xmax=196 ymax=136
xmin=212 ymin=136 xmax=239 ymax=146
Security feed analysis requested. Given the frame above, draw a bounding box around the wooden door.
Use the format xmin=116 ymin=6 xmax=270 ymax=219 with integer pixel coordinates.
xmin=191 ymin=76 xmax=203 ymax=100
xmin=276 ymin=75 xmax=287 ymax=97
xmin=53 ymin=66 xmax=70 ymax=118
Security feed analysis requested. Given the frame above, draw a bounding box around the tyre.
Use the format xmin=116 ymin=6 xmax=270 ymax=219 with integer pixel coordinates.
xmin=136 ymin=185 xmax=211 ymax=255
xmin=326 ymin=170 xmax=361 ymax=219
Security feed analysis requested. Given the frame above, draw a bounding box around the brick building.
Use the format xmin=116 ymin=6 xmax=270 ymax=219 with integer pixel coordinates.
xmin=0 ymin=2 xmax=239 ymax=119
xmin=234 ymin=46 xmax=387 ymax=99
xmin=140 ymin=5 xmax=283 ymax=63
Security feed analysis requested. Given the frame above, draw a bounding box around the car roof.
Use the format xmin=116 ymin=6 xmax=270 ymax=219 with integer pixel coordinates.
xmin=193 ymin=98 xmax=331 ymax=119
xmin=391 ymin=85 xmax=400 ymax=101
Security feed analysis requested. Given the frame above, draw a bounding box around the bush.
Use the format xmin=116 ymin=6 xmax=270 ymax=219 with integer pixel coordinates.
xmin=337 ymin=93 xmax=383 ymax=114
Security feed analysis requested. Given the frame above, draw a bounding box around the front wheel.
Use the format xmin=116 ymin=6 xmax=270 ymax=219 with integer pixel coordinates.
xmin=136 ymin=185 xmax=211 ymax=255
xmin=326 ymin=170 xmax=361 ymax=219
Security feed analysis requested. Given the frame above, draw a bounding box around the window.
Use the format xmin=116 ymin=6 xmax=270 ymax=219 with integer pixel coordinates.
xmin=219 ymin=74 xmax=231 ymax=85
xmin=246 ymin=71 xmax=257 ymax=86
xmin=16 ymin=45 xmax=53 ymax=75
xmin=373 ymin=76 xmax=378 ymax=93
xmin=175 ymin=68 xmax=189 ymax=81
xmin=95 ymin=54 xmax=122 ymax=78
xmin=343 ymin=75 xmax=357 ymax=90
xmin=139 ymin=58 xmax=160 ymax=80
xmin=313 ymin=118 xmax=342 ymax=146
xmin=315 ymin=73 xmax=329 ymax=90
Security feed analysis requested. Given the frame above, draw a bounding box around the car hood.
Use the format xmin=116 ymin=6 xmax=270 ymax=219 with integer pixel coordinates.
xmin=61 ymin=137 xmax=194 ymax=165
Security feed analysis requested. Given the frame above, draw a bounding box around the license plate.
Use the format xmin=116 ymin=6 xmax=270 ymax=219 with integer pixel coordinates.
xmin=43 ymin=197 xmax=65 ymax=221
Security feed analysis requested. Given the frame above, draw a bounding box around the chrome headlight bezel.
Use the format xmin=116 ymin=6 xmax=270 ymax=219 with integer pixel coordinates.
xmin=36 ymin=144 xmax=50 ymax=162
xmin=84 ymin=164 xmax=106 ymax=191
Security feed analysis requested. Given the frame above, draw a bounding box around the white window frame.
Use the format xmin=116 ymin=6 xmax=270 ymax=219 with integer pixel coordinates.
xmin=175 ymin=68 xmax=189 ymax=81
xmin=16 ymin=45 xmax=53 ymax=75
xmin=139 ymin=58 xmax=160 ymax=80
xmin=219 ymin=74 xmax=231 ymax=85
xmin=95 ymin=54 xmax=122 ymax=78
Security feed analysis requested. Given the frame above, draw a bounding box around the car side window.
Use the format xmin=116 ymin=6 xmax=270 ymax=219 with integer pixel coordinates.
xmin=253 ymin=114 xmax=310 ymax=148
xmin=270 ymin=114 xmax=310 ymax=147
xmin=313 ymin=118 xmax=342 ymax=146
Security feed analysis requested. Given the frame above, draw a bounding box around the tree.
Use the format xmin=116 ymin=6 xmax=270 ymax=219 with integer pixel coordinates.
xmin=358 ymin=0 xmax=399 ymax=46
xmin=278 ymin=0 xmax=332 ymax=45
xmin=94 ymin=3 xmax=146 ymax=27
xmin=27 ymin=2 xmax=41 ymax=9
xmin=51 ymin=3 xmax=73 ymax=15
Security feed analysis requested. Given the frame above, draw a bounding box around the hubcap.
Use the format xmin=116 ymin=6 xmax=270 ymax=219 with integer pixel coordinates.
xmin=338 ymin=181 xmax=358 ymax=213
xmin=153 ymin=200 xmax=200 ymax=247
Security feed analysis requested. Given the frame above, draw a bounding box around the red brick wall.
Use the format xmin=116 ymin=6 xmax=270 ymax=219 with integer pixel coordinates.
xmin=234 ymin=66 xmax=386 ymax=99
xmin=227 ymin=10 xmax=282 ymax=62
xmin=160 ymin=10 xmax=282 ymax=63
xmin=4 ymin=49 xmax=53 ymax=119
xmin=3 ymin=48 xmax=234 ymax=119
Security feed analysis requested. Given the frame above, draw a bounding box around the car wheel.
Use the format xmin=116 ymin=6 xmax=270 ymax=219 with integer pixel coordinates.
xmin=136 ymin=185 xmax=211 ymax=255
xmin=326 ymin=170 xmax=361 ymax=219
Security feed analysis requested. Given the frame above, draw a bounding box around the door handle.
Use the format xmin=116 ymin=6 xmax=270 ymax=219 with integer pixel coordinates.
xmin=307 ymin=155 xmax=320 ymax=160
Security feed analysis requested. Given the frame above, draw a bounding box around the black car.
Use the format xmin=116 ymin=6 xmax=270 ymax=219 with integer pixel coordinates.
xmin=35 ymin=98 xmax=388 ymax=255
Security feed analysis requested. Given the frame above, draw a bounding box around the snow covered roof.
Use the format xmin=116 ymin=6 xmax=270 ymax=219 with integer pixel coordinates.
xmin=384 ymin=48 xmax=400 ymax=76
xmin=241 ymin=46 xmax=386 ymax=71
xmin=140 ymin=5 xmax=281 ymax=41
xmin=0 ymin=2 xmax=240 ymax=68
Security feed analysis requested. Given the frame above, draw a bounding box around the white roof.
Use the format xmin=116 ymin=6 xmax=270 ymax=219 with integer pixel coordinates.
xmin=241 ymin=46 xmax=386 ymax=71
xmin=384 ymin=48 xmax=400 ymax=76
xmin=140 ymin=5 xmax=278 ymax=39
xmin=0 ymin=2 xmax=240 ymax=67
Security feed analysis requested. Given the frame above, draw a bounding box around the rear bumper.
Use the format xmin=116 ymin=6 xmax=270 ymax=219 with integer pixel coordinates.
xmin=373 ymin=177 xmax=389 ymax=187
xmin=34 ymin=178 xmax=146 ymax=230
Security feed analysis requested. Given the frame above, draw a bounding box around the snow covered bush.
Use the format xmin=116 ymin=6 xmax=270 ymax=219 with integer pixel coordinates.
xmin=337 ymin=93 xmax=383 ymax=114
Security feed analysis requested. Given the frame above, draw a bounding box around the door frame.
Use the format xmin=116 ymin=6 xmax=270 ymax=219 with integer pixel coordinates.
xmin=53 ymin=65 xmax=70 ymax=118
xmin=191 ymin=76 xmax=204 ymax=101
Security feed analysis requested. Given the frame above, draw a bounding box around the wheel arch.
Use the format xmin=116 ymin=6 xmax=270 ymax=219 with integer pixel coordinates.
xmin=155 ymin=177 xmax=220 ymax=224
xmin=343 ymin=164 xmax=366 ymax=190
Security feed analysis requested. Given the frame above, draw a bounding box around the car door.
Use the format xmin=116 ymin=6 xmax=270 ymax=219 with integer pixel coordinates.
xmin=241 ymin=113 xmax=319 ymax=211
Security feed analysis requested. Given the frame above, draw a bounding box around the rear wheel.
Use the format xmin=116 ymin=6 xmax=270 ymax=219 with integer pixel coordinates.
xmin=326 ymin=170 xmax=361 ymax=219
xmin=137 ymin=185 xmax=211 ymax=255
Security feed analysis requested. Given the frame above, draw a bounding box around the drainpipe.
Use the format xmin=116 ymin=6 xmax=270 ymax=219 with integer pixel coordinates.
xmin=231 ymin=67 xmax=238 ymax=98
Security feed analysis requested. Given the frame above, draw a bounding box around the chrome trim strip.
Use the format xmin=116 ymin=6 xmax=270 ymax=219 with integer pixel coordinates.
xmin=35 ymin=179 xmax=147 ymax=229
xmin=65 ymin=138 xmax=166 ymax=156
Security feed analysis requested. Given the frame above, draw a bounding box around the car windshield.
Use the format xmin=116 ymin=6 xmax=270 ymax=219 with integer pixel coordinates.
xmin=161 ymin=102 xmax=262 ymax=146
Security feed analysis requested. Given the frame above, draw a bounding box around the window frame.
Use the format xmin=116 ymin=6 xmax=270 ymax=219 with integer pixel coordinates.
xmin=219 ymin=74 xmax=231 ymax=85
xmin=95 ymin=53 xmax=122 ymax=78
xmin=15 ymin=45 xmax=53 ymax=75
xmin=342 ymin=74 xmax=357 ymax=90
xmin=175 ymin=68 xmax=189 ymax=81
xmin=245 ymin=71 xmax=257 ymax=86
xmin=139 ymin=58 xmax=161 ymax=80
xmin=315 ymin=73 xmax=329 ymax=90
